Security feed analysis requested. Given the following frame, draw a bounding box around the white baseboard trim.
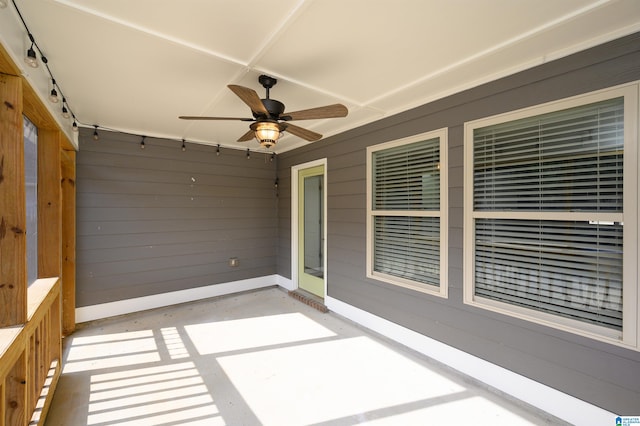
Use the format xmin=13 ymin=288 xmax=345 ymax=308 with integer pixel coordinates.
xmin=324 ymin=294 xmax=615 ymax=426
xmin=76 ymin=275 xmax=279 ymax=323
xmin=275 ymin=275 xmax=295 ymax=291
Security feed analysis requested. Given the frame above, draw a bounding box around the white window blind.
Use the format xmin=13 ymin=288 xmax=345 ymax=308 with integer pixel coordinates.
xmin=368 ymin=131 xmax=447 ymax=296
xmin=475 ymin=219 xmax=623 ymax=330
xmin=474 ymin=98 xmax=624 ymax=212
xmin=471 ymin=96 xmax=625 ymax=332
xmin=374 ymin=216 xmax=440 ymax=286
xmin=373 ymin=141 xmax=440 ymax=210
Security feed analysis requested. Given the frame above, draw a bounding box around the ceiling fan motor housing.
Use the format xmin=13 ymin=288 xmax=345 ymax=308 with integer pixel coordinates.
xmin=260 ymin=98 xmax=286 ymax=119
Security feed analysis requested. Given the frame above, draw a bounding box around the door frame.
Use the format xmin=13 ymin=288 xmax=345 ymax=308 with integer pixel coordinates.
xmin=291 ymin=158 xmax=327 ymax=297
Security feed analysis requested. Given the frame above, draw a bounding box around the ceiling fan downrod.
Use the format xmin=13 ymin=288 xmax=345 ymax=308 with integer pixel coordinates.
xmin=259 ymin=74 xmax=277 ymax=99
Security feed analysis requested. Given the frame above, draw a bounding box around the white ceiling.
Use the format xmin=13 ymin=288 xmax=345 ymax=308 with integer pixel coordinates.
xmin=1 ymin=0 xmax=639 ymax=152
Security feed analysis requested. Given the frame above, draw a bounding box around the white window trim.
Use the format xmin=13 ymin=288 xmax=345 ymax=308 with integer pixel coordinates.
xmin=366 ymin=128 xmax=448 ymax=298
xmin=463 ymin=81 xmax=639 ymax=350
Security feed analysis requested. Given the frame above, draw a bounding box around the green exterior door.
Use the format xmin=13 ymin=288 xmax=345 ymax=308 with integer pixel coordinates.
xmin=298 ymin=165 xmax=325 ymax=297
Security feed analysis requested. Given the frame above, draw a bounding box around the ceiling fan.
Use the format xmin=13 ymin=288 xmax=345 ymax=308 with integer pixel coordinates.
xmin=179 ymin=75 xmax=348 ymax=149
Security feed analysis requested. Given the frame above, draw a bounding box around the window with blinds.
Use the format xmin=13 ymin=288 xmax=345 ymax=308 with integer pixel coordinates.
xmin=464 ymin=84 xmax=638 ymax=346
xmin=473 ymin=98 xmax=623 ymax=212
xmin=367 ymin=129 xmax=448 ymax=297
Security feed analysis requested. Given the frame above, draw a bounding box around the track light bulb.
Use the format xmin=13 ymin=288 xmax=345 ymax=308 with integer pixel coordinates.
xmin=216 ymin=144 xmax=220 ymax=156
xmin=140 ymin=137 xmax=146 ymax=149
xmin=49 ymin=88 xmax=59 ymax=103
xmin=93 ymin=126 xmax=99 ymax=141
xmin=61 ymin=98 xmax=70 ymax=118
xmin=246 ymin=149 xmax=250 ymax=160
xmin=72 ymin=121 xmax=79 ymax=132
xmin=49 ymin=80 xmax=59 ymax=103
xmin=182 ymin=140 xmax=186 ymax=152
xmin=25 ymin=45 xmax=38 ymax=68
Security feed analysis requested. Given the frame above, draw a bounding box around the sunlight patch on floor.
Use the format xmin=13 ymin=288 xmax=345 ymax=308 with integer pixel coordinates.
xmin=161 ymin=326 xmax=190 ymax=359
xmin=63 ymin=329 xmax=160 ymax=373
xmin=218 ymin=335 xmax=472 ymax=425
xmin=185 ymin=312 xmax=336 ymax=355
xmin=89 ymin=362 xmax=201 ymax=400
xmin=356 ymin=395 xmax=541 ymax=425
xmin=86 ymin=362 xmax=220 ymax=425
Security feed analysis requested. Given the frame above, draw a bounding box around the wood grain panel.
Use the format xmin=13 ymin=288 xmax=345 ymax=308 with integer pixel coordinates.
xmin=0 ymin=74 xmax=26 ymax=327
xmin=61 ymin=150 xmax=76 ymax=335
xmin=37 ymin=130 xmax=62 ymax=278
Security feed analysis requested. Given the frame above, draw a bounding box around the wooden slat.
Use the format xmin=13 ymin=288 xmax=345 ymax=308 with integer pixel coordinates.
xmin=28 ymin=333 xmax=36 ymax=417
xmin=48 ymin=293 xmax=61 ymax=365
xmin=4 ymin=351 xmax=26 ymax=426
xmin=0 ymin=73 xmax=27 ymax=327
xmin=38 ymin=130 xmax=62 ymax=278
xmin=61 ymin=150 xmax=75 ymax=335
xmin=30 ymin=294 xmax=61 ymax=426
xmin=1 ymin=381 xmax=4 ymax=426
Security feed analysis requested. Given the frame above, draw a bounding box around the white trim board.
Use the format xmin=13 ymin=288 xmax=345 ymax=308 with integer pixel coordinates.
xmin=276 ymin=275 xmax=295 ymax=291
xmin=75 ymin=275 xmax=278 ymax=323
xmin=324 ymin=294 xmax=616 ymax=426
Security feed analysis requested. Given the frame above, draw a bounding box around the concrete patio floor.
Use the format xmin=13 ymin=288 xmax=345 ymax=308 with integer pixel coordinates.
xmin=44 ymin=287 xmax=566 ymax=425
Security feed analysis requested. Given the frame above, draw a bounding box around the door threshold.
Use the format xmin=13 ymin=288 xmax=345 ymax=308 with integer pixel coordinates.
xmin=288 ymin=289 xmax=329 ymax=313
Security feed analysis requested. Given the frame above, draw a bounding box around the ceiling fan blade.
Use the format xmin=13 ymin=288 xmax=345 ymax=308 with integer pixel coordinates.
xmin=284 ymin=123 xmax=322 ymax=141
xmin=283 ymin=104 xmax=348 ymax=121
xmin=228 ymin=85 xmax=269 ymax=115
xmin=179 ymin=116 xmax=253 ymax=121
xmin=237 ymin=129 xmax=255 ymax=142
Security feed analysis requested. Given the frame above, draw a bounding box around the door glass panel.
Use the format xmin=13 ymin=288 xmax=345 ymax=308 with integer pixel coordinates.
xmin=304 ymin=175 xmax=323 ymax=278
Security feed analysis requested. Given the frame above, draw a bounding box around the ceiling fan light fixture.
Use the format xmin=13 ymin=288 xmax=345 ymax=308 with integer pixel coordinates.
xmin=251 ymin=121 xmax=283 ymax=149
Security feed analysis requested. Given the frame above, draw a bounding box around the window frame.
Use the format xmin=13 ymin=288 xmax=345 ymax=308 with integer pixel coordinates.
xmin=463 ymin=82 xmax=639 ymax=349
xmin=367 ymin=128 xmax=448 ymax=297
